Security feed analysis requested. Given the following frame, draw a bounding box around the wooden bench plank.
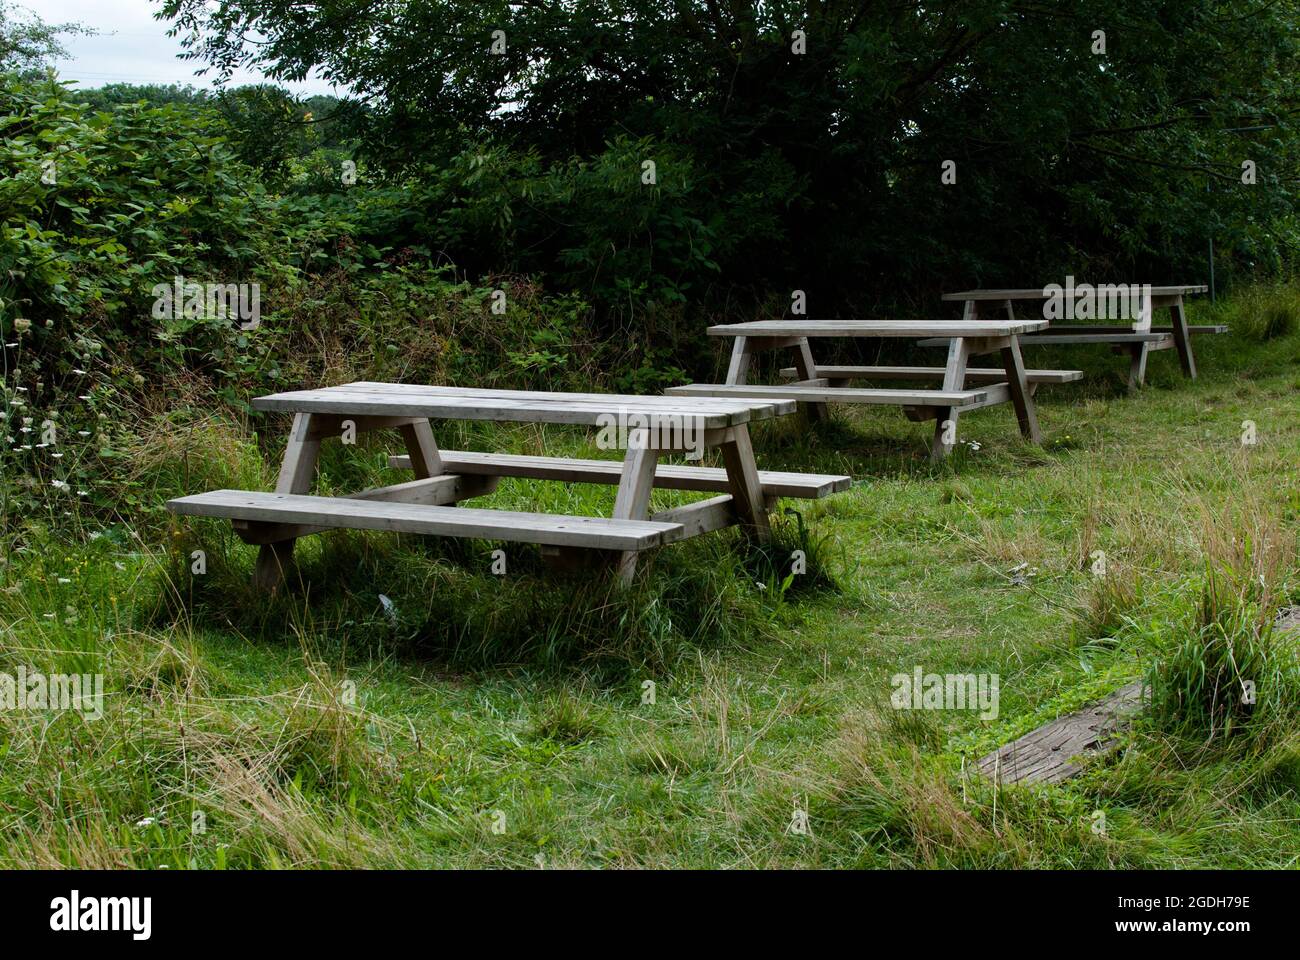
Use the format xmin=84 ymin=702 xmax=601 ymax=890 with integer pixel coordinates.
xmin=777 ymin=365 xmax=1083 ymax=384
xmin=1015 ymin=325 xmax=1226 ymax=335
xmin=167 ymin=490 xmax=681 ymax=551
xmin=1152 ymin=324 xmax=1227 ymax=334
xmin=917 ymin=332 xmax=1174 ymax=348
xmin=665 ymin=383 xmax=989 ymax=407
xmin=386 ymin=450 xmax=850 ymax=499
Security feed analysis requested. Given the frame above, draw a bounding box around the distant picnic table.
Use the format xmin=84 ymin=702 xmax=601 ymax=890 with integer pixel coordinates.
xmin=666 ymin=318 xmax=1078 ymax=460
xmin=931 ymin=285 xmax=1220 ymax=389
xmin=167 ymin=382 xmax=849 ymax=590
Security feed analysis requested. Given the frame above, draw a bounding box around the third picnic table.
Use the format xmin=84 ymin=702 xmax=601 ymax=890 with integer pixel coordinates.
xmin=938 ymin=285 xmax=1218 ymax=389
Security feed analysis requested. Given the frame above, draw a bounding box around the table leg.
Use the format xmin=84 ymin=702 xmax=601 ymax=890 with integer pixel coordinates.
xmin=725 ymin=336 xmax=754 ymax=385
xmin=398 ymin=418 xmax=444 ymax=479
xmin=252 ymin=412 xmax=322 ymax=592
xmin=791 ymin=337 xmax=827 ymax=421
xmin=931 ymin=337 xmax=971 ymax=462
xmin=1000 ymin=335 xmax=1042 ymax=445
xmin=1127 ymin=342 xmax=1149 ymax=391
xmin=1168 ymin=296 xmax=1197 ymax=379
xmin=719 ymin=424 xmax=772 ymax=541
xmin=612 ymin=428 xmax=660 ymax=585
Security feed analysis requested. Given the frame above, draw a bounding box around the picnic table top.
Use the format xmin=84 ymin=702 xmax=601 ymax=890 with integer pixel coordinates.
xmin=252 ymin=381 xmax=795 ymax=428
xmin=706 ymin=319 xmax=1049 ymax=338
xmin=942 ymin=285 xmax=1208 ymax=301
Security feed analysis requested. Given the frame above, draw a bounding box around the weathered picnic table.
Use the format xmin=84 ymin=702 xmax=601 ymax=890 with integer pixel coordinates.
xmin=166 ymin=382 xmax=850 ymax=591
xmin=665 ymin=319 xmax=1077 ymax=461
xmin=930 ymin=286 xmax=1220 ymax=389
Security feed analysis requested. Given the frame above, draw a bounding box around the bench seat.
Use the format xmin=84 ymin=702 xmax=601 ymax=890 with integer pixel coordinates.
xmin=918 ymin=332 xmax=1174 ymax=348
xmin=167 ymin=490 xmax=681 ymax=551
xmin=664 ymin=382 xmax=989 ymax=407
xmin=777 ymin=365 xmax=1083 ymax=384
xmin=1013 ymin=324 xmax=1227 ymax=336
xmin=386 ymin=450 xmax=850 ymax=499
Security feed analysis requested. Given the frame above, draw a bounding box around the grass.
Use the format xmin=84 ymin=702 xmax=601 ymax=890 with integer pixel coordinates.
xmin=2 ymin=290 xmax=1299 ymax=868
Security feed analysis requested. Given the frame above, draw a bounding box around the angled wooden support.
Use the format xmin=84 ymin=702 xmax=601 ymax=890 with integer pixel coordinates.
xmin=718 ymin=424 xmax=771 ymax=542
xmin=398 ymin=418 xmax=444 ymax=479
xmin=931 ymin=338 xmax=972 ymax=462
xmin=612 ymin=428 xmax=661 ymax=585
xmin=251 ymin=414 xmax=451 ymax=592
xmin=791 ymin=337 xmax=827 ymax=421
xmin=1168 ymin=296 xmax=1197 ymax=379
xmin=253 ymin=411 xmax=322 ymax=592
xmin=1127 ymin=341 xmax=1150 ymax=390
xmin=999 ymin=336 xmax=1041 ymax=444
xmin=725 ymin=336 xmax=754 ymax=385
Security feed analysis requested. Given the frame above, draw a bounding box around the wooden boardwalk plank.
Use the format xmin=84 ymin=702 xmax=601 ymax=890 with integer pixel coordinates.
xmin=977 ymin=682 xmax=1145 ymax=785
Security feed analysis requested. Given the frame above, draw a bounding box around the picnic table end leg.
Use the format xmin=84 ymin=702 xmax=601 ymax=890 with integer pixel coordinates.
xmin=719 ymin=424 xmax=772 ymax=542
xmin=613 ymin=429 xmax=660 ymax=586
xmin=1169 ymin=297 xmax=1197 ymax=379
xmin=252 ymin=411 xmax=322 ymax=593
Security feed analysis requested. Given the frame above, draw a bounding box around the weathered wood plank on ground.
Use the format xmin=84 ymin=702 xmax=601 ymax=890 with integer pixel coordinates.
xmin=977 ymin=681 xmax=1145 ymax=785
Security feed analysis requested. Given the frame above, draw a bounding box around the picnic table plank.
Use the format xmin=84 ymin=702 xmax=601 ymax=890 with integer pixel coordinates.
xmin=170 ymin=490 xmax=681 ymax=551
xmin=705 ymin=319 xmax=1048 ymax=337
xmin=253 ymin=382 xmax=793 ymax=428
xmin=386 ymin=450 xmax=850 ymax=498
xmin=666 ymin=383 xmax=989 ymax=406
xmin=918 ymin=332 xmax=1173 ymax=347
xmin=942 ymin=286 xmax=1207 ymax=301
xmin=777 ymin=365 xmax=1083 ymax=384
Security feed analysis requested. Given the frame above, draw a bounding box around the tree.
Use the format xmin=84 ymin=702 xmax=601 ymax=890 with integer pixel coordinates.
xmin=152 ymin=1 xmax=1300 ymax=310
xmin=0 ymin=1 xmax=89 ymax=75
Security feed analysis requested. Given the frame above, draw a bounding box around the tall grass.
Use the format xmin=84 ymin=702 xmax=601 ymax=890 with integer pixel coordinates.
xmin=1145 ymin=497 xmax=1299 ymax=747
xmin=1214 ymin=282 xmax=1300 ymax=342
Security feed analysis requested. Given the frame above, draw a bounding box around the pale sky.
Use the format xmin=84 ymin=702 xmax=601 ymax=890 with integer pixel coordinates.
xmin=34 ymin=0 xmax=340 ymax=94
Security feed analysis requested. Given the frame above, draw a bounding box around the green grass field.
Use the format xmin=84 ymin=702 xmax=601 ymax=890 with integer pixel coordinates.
xmin=2 ymin=293 xmax=1299 ymax=869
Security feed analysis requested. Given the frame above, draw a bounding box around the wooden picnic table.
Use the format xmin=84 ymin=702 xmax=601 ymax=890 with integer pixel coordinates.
xmin=665 ymin=318 xmax=1074 ymax=461
xmin=167 ymin=382 xmax=849 ymax=591
xmin=935 ymin=285 xmax=1219 ymax=389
